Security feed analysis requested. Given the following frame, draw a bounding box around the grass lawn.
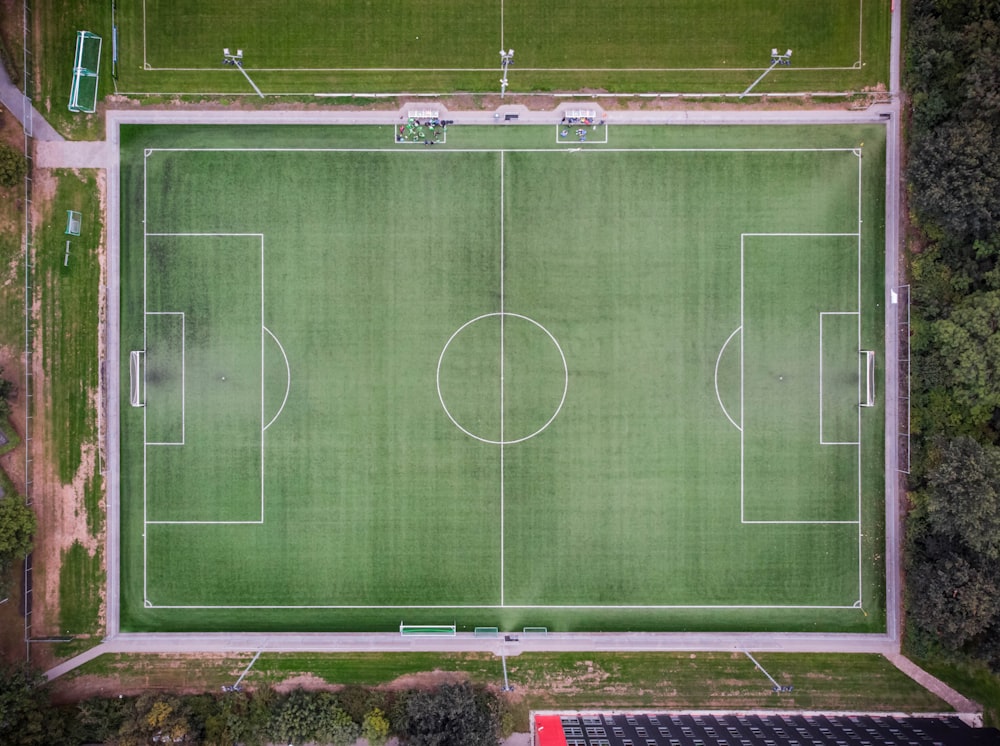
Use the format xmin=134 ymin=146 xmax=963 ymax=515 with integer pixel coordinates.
xmin=118 ymin=123 xmax=886 ymax=634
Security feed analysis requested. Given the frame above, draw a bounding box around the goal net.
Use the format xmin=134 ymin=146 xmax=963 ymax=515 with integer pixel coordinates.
xmin=130 ymin=350 xmax=144 ymax=407
xmin=861 ymin=350 xmax=875 ymax=407
xmin=65 ymin=210 xmax=82 ymax=236
xmin=68 ymin=31 xmax=102 ymax=113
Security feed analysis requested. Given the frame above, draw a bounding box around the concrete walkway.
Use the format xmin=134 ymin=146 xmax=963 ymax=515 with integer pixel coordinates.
xmin=35 ymin=139 xmax=115 ymax=168
xmin=886 ymin=653 xmax=982 ymax=725
xmin=0 ymin=62 xmax=63 ymax=141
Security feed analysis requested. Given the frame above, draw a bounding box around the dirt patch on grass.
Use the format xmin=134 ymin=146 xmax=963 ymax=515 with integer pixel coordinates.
xmin=383 ymin=670 xmax=472 ymax=690
xmin=272 ymin=673 xmax=336 ymax=693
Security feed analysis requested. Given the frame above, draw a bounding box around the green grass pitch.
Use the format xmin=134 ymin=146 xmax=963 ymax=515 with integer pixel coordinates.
xmin=110 ymin=0 xmax=889 ymax=93
xmin=118 ymin=124 xmax=886 ymax=633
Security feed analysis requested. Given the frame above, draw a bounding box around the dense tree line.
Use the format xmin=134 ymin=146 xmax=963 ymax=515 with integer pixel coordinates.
xmin=905 ymin=0 xmax=1000 ymax=669
xmin=0 ymin=662 xmax=510 ymax=746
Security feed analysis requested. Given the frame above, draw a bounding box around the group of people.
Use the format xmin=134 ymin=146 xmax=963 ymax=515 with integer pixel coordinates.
xmin=396 ymin=117 xmax=451 ymax=144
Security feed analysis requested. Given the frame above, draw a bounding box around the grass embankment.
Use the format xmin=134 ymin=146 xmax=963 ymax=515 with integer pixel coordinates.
xmin=37 ymin=169 xmax=101 ymax=484
xmin=60 ymin=651 xmax=950 ymax=730
xmin=912 ymin=654 xmax=1000 ymax=727
xmin=35 ymin=169 xmax=104 ymax=647
xmin=33 ymin=0 xmax=108 ymax=139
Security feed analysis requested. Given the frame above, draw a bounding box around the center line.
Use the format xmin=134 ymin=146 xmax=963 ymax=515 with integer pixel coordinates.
xmin=500 ymin=150 xmax=505 ymax=607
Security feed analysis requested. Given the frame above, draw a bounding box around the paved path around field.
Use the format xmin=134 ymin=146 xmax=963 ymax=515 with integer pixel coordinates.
xmin=885 ymin=654 xmax=982 ymax=725
xmin=41 ymin=101 xmax=905 ymax=678
xmin=0 ymin=62 xmax=63 ymax=141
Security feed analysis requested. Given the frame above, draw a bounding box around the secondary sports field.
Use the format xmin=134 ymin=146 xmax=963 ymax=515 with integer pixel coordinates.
xmin=111 ymin=0 xmax=889 ymax=94
xmin=118 ymin=124 xmax=886 ymax=633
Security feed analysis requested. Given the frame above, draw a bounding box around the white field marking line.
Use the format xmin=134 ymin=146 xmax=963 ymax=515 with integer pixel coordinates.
xmin=143 ymin=151 xmax=149 ymax=603
xmin=436 ymin=313 xmax=569 ymax=445
xmin=142 ymin=232 xmax=266 ymax=541
xmin=262 ymin=326 xmax=291 ymax=431
xmin=146 ymin=147 xmax=859 ymax=154
xmin=143 ymin=311 xmax=185 ymax=446
xmin=714 ymin=326 xmax=742 ymax=432
xmin=740 ymin=231 xmax=863 ymax=528
xmin=500 ymin=0 xmax=504 ymax=49
xmin=137 ymin=148 xmax=868 ymax=611
xmin=146 ymin=602 xmax=863 ymax=610
xmin=499 ymin=150 xmax=505 ymax=607
xmin=857 ymin=0 xmax=865 ymax=68
xmin=856 ymin=145 xmax=864 ymax=606
xmin=139 ymin=64 xmax=862 ymax=73
xmin=819 ymin=311 xmax=861 ymax=446
xmin=142 ymin=0 xmax=148 ymax=69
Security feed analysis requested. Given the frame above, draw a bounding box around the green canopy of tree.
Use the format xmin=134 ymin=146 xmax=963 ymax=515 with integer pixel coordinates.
xmin=0 ymin=663 xmax=75 ymax=746
xmin=0 ymin=497 xmax=36 ymax=566
xmin=0 ymin=144 xmax=27 ymax=188
xmin=908 ymin=548 xmax=1000 ymax=649
xmin=404 ymin=683 xmax=500 ymax=746
xmin=921 ymin=290 xmax=1000 ymax=431
xmin=925 ymin=436 xmax=1000 ymax=559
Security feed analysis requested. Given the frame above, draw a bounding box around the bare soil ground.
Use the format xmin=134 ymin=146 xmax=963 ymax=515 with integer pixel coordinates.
xmin=15 ymin=166 xmax=106 ymax=667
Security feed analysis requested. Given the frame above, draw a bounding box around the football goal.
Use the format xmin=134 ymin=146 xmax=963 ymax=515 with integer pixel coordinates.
xmin=130 ymin=350 xmax=144 ymax=407
xmin=65 ymin=211 xmax=82 ymax=236
xmin=861 ymin=350 xmax=875 ymax=407
xmin=68 ymin=31 xmax=101 ymax=113
xmin=399 ymin=623 xmax=456 ymax=636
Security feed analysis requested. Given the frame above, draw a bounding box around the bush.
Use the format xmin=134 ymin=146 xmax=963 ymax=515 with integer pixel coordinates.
xmin=0 ymin=144 xmax=26 ymax=188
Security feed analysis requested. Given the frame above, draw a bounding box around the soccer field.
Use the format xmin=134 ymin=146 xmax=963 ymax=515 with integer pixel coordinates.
xmin=111 ymin=0 xmax=889 ymax=94
xmin=118 ymin=124 xmax=886 ymax=633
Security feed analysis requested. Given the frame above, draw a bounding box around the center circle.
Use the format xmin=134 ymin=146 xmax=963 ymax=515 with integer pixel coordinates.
xmin=436 ymin=312 xmax=568 ymax=445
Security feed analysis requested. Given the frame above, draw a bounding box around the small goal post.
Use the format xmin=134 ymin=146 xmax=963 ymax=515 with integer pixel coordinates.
xmin=861 ymin=350 xmax=875 ymax=407
xmin=130 ymin=350 xmax=144 ymax=407
xmin=65 ymin=211 xmax=82 ymax=236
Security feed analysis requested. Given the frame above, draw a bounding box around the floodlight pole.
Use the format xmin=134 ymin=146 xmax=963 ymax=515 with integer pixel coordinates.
xmin=225 ymin=649 xmax=263 ymax=692
xmin=740 ymin=48 xmax=791 ymax=99
xmin=499 ymin=48 xmax=514 ymax=98
xmin=223 ymin=48 xmax=265 ymax=98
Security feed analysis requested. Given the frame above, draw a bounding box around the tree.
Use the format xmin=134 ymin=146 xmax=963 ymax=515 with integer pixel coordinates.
xmin=201 ymin=689 xmax=269 ymax=746
xmin=0 ymin=663 xmax=75 ymax=746
xmin=925 ymin=436 xmax=1000 ymax=559
xmin=0 ymin=497 xmax=36 ymax=569
xmin=313 ymin=693 xmax=360 ymax=746
xmin=267 ymin=688 xmax=324 ymax=746
xmin=404 ymin=683 xmax=499 ymax=746
xmin=0 ymin=144 xmax=26 ymax=188
xmin=77 ymin=695 xmax=129 ymax=743
xmin=362 ymin=707 xmax=391 ymax=746
xmin=117 ymin=693 xmax=197 ymax=745
xmin=909 ymin=118 xmax=1000 ymax=244
xmin=907 ymin=548 xmax=1000 ymax=649
xmin=0 ymin=369 xmax=15 ymax=420
xmin=925 ymin=291 xmax=1000 ymax=430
